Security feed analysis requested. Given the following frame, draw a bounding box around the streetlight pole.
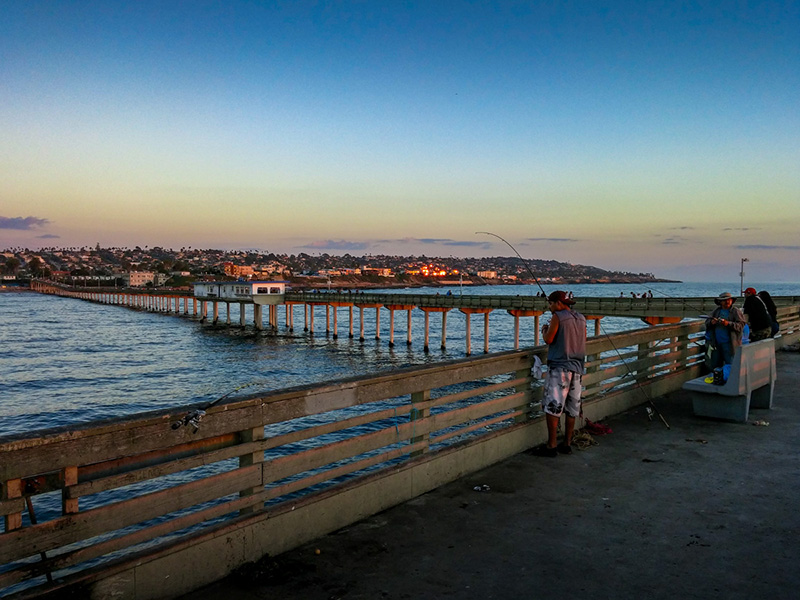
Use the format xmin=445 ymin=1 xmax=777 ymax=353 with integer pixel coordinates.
xmin=740 ymin=258 xmax=749 ymax=296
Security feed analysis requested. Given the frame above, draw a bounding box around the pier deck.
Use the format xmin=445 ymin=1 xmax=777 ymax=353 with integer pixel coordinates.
xmin=188 ymin=349 xmax=800 ymax=600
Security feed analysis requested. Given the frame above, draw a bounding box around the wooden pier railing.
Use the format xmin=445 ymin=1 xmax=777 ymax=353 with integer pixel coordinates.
xmin=2 ymin=309 xmax=799 ymax=599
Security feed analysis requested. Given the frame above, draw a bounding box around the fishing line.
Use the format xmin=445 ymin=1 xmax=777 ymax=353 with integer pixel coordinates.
xmin=476 ymin=231 xmax=670 ymax=428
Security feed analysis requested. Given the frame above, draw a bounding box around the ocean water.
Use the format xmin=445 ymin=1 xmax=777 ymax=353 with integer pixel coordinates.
xmin=1 ymin=281 xmax=798 ymax=439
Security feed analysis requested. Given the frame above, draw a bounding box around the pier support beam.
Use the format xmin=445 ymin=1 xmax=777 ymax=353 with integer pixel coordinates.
xmin=349 ymin=306 xmax=354 ymax=339
xmin=418 ymin=307 xmax=451 ymax=352
xmin=326 ymin=302 xmax=354 ymax=341
xmin=460 ymin=308 xmax=493 ymax=355
xmin=355 ymin=303 xmax=383 ymax=343
xmin=584 ymin=315 xmax=604 ymax=337
xmin=386 ymin=305 xmax=414 ymax=348
xmin=507 ymin=309 xmax=544 ymax=349
xmin=641 ymin=316 xmax=682 ymax=326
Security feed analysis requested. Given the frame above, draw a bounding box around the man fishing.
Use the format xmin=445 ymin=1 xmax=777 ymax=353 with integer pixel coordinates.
xmin=534 ymin=290 xmax=587 ymax=457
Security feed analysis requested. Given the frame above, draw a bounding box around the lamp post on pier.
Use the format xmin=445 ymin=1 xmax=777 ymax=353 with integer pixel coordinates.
xmin=740 ymin=258 xmax=749 ymax=296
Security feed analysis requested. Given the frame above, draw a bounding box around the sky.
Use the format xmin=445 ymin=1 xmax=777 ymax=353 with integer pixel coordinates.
xmin=1 ymin=1 xmax=799 ymax=282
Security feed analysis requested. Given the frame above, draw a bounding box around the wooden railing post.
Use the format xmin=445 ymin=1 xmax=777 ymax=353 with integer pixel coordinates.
xmin=637 ymin=341 xmax=654 ymax=383
xmin=514 ymin=367 xmax=533 ymax=423
xmin=62 ymin=467 xmax=79 ymax=514
xmin=2 ymin=479 xmax=23 ymax=531
xmin=239 ymin=427 xmax=265 ymax=515
xmin=410 ymin=390 xmax=431 ymax=456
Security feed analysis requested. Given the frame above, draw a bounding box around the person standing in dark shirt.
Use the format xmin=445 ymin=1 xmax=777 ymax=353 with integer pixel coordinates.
xmin=743 ymin=287 xmax=772 ymax=341
xmin=533 ymin=290 xmax=587 ymax=457
xmin=757 ymin=290 xmax=779 ymax=337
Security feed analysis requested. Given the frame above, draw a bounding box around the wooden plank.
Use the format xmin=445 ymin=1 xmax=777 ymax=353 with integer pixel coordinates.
xmin=67 ymin=375 xmax=532 ymax=501
xmin=0 ymin=464 xmax=262 ymax=564
xmin=261 ymin=440 xmax=428 ymax=502
xmin=0 ymin=489 xmax=273 ymax=589
xmin=431 ymin=409 xmax=525 ymax=444
xmin=78 ymin=433 xmax=239 ymax=482
xmin=582 ymin=345 xmax=696 ymax=387
xmin=0 ymin=404 xmax=264 ymax=482
xmin=0 ymin=497 xmax=24 ymax=518
xmin=2 ymin=479 xmax=22 ymax=531
xmin=67 ymin=439 xmax=263 ymax=499
xmin=263 ymin=392 xmax=525 ymax=486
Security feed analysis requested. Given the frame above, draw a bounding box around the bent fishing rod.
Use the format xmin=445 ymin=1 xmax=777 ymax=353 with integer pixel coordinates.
xmin=476 ymin=231 xmax=670 ymax=429
xmin=476 ymin=231 xmax=548 ymax=296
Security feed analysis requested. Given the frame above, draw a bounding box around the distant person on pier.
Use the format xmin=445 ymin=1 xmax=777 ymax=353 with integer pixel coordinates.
xmin=706 ymin=292 xmax=746 ymax=368
xmin=742 ymin=288 xmax=772 ymax=342
xmin=533 ymin=290 xmax=587 ymax=458
xmin=757 ymin=290 xmax=779 ymax=336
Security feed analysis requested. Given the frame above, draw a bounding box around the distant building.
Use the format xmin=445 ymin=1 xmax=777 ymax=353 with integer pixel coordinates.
xmin=477 ymin=270 xmax=498 ymax=279
xmin=223 ymin=262 xmax=255 ymax=278
xmin=362 ymin=267 xmax=392 ymax=277
xmin=126 ymin=271 xmax=155 ymax=287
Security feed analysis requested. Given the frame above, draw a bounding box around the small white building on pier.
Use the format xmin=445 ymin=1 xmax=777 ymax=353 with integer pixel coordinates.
xmin=192 ymin=280 xmax=288 ymax=305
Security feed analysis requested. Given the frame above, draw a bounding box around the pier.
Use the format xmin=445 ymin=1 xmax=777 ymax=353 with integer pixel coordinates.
xmin=27 ymin=281 xmax=800 ymax=354
xmin=2 ymin=309 xmax=799 ymax=599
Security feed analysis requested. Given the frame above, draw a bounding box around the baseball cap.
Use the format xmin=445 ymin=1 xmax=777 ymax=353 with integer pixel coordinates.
xmin=547 ymin=290 xmax=575 ymax=306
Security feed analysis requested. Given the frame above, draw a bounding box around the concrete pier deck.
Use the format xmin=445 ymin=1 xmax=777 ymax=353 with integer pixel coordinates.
xmin=185 ymin=350 xmax=800 ymax=600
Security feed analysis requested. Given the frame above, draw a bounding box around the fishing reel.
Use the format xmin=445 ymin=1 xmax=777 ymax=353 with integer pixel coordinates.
xmin=171 ymin=409 xmax=206 ymax=433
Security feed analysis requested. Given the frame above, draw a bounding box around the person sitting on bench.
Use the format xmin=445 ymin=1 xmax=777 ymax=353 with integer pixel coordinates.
xmin=706 ymin=292 xmax=746 ymax=368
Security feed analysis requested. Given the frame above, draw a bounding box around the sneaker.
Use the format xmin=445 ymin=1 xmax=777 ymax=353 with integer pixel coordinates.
xmin=529 ymin=445 xmax=558 ymax=458
xmin=557 ymin=443 xmax=573 ymax=455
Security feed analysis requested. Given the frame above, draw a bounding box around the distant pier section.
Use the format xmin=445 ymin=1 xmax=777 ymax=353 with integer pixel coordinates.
xmin=28 ymin=280 xmax=800 ymax=354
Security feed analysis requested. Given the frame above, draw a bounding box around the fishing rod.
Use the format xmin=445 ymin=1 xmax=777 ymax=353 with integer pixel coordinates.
xmin=171 ymin=382 xmax=263 ymax=433
xmin=476 ymin=231 xmax=548 ymax=296
xmin=476 ymin=231 xmax=670 ymax=429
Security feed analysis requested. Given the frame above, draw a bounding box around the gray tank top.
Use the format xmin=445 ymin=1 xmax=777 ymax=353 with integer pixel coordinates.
xmin=547 ymin=309 xmax=586 ymax=373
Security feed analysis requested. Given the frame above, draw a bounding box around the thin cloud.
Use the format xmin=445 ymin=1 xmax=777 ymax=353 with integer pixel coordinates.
xmin=661 ymin=236 xmax=704 ymax=245
xmin=376 ymin=238 xmax=491 ymax=248
xmin=724 ymin=227 xmax=760 ymax=231
xmin=735 ymin=244 xmax=800 ymax=251
xmin=37 ymin=234 xmax=60 ymax=239
xmin=524 ymin=237 xmax=579 ymax=243
xmin=0 ymin=216 xmax=49 ymax=230
xmin=298 ymin=240 xmax=369 ymax=251
xmin=669 ymin=226 xmax=695 ymax=231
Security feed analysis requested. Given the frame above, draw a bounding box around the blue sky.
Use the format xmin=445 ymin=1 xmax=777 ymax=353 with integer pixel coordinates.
xmin=1 ymin=1 xmax=799 ymax=281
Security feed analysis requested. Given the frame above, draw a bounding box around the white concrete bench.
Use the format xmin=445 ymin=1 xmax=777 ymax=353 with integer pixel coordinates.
xmin=682 ymin=338 xmax=777 ymax=422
